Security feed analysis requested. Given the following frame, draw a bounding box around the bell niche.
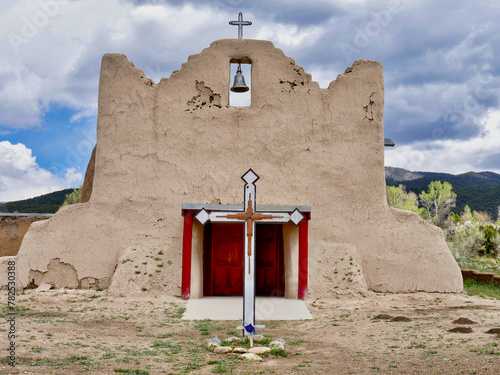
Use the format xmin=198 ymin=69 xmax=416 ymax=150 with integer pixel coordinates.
xmin=229 ymin=58 xmax=251 ymax=107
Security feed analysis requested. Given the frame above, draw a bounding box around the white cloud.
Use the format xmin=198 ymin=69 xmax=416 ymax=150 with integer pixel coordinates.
xmin=0 ymin=0 xmax=236 ymax=129
xmin=70 ymin=108 xmax=97 ymax=123
xmin=0 ymin=0 xmax=499 ymax=178
xmin=0 ymin=141 xmax=82 ymax=202
xmin=256 ymin=24 xmax=325 ymax=47
xmin=385 ymin=109 xmax=500 ymax=174
xmin=62 ymin=166 xmax=83 ymax=185
xmin=0 ymin=65 xmax=44 ymax=128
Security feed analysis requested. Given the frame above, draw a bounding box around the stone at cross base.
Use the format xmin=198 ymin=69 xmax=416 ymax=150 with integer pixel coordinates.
xmin=1 ymin=37 xmax=462 ymax=297
xmin=237 ymin=323 xmax=265 ymax=348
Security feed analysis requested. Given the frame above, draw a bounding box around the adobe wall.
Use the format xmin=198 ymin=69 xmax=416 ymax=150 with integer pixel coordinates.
xmin=0 ymin=216 xmax=50 ymax=257
xmin=6 ymin=39 xmax=462 ymax=295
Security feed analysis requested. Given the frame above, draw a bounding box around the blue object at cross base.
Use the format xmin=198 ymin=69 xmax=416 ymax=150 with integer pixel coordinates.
xmin=244 ymin=323 xmax=255 ymax=334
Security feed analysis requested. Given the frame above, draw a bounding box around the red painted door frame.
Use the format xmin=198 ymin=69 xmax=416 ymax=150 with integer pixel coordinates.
xmin=181 ymin=211 xmax=193 ymax=300
xmin=298 ymin=218 xmax=309 ymax=300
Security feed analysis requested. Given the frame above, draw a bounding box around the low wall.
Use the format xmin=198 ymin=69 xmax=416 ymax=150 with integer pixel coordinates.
xmin=461 ymin=269 xmax=500 ymax=286
xmin=0 ymin=214 xmax=52 ymax=257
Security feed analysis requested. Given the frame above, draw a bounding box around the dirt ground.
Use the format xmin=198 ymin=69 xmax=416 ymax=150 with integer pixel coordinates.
xmin=1 ymin=289 xmax=499 ymax=374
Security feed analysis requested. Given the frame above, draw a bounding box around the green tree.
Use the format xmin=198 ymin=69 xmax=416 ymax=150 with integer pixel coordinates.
xmin=388 ymin=184 xmax=429 ymax=219
xmin=419 ymin=181 xmax=457 ymax=227
xmin=61 ymin=186 xmax=82 ymax=207
xmin=446 ymin=205 xmax=500 ymax=258
xmin=478 ymin=225 xmax=499 ymax=257
xmin=388 ymin=185 xmax=418 ymax=211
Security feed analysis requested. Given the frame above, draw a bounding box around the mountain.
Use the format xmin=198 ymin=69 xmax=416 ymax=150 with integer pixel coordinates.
xmin=384 ymin=167 xmax=423 ymax=182
xmin=6 ymin=188 xmax=75 ymax=214
xmin=386 ymin=168 xmax=500 ymax=188
xmin=386 ymin=167 xmax=500 ymax=219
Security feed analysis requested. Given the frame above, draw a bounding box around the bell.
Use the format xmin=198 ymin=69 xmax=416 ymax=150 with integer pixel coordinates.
xmin=230 ymin=64 xmax=249 ymax=93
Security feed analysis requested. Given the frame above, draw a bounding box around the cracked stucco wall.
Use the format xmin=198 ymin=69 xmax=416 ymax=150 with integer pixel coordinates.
xmin=4 ymin=39 xmax=462 ymax=295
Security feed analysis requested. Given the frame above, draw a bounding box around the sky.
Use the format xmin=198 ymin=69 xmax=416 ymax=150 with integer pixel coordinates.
xmin=1 ymin=0 xmax=499 ymax=201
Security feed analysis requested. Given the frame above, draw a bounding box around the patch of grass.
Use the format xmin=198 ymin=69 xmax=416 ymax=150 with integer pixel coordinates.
xmin=20 ymin=357 xmax=62 ymax=366
xmin=194 ymin=319 xmax=221 ymax=334
xmin=101 ymin=351 xmax=117 ymax=359
xmin=150 ymin=341 xmax=182 ymax=354
xmin=463 ymin=279 xmax=500 ymax=300
xmin=67 ymin=355 xmax=102 ymax=371
xmin=457 ymin=257 xmax=500 ymax=276
xmin=270 ymin=348 xmax=287 ymax=357
xmin=122 ymin=348 xmax=162 ymax=357
xmin=156 ymin=333 xmax=175 ymax=339
xmin=470 ymin=346 xmax=500 ymax=355
xmin=116 ymin=357 xmax=133 ymax=364
xmin=286 ymin=339 xmax=305 ymax=346
xmin=210 ymin=359 xmax=235 ymax=373
xmin=164 ymin=305 xmax=186 ymax=319
xmin=407 ymin=342 xmax=426 ymax=349
xmin=174 ymin=358 xmax=205 ymax=373
xmin=114 ymin=369 xmax=150 ymax=375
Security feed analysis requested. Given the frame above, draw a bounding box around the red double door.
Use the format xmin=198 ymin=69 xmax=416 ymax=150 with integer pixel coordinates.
xmin=203 ymin=223 xmax=285 ymax=297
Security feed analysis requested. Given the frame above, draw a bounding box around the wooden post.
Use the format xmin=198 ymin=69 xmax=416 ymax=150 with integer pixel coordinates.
xmin=181 ymin=210 xmax=193 ymax=300
xmin=298 ymin=217 xmax=309 ymax=300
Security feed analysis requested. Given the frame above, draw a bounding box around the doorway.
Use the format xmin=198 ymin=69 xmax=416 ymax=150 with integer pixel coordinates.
xmin=203 ymin=223 xmax=285 ymax=296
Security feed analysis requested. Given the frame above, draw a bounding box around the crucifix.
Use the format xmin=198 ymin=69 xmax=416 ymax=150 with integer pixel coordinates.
xmin=229 ymin=12 xmax=252 ymax=39
xmin=195 ymin=169 xmax=305 ymax=346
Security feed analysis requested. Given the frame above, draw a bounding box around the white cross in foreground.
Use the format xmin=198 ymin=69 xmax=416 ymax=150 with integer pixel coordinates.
xmin=195 ymin=169 xmax=305 ymax=345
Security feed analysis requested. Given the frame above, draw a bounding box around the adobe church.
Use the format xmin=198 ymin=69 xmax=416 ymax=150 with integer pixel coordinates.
xmin=2 ymin=33 xmax=462 ymax=298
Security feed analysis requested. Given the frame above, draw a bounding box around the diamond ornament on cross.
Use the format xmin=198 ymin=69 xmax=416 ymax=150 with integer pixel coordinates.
xmin=194 ymin=169 xmax=305 ymax=340
xmin=229 ymin=12 xmax=252 ymax=39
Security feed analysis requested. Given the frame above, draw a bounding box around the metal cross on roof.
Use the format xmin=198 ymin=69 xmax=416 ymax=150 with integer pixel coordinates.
xmin=229 ymin=12 xmax=252 ymax=39
xmin=194 ymin=169 xmax=305 ymax=339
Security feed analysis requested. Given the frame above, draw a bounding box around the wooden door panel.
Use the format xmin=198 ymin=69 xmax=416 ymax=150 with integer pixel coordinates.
xmin=211 ymin=224 xmax=244 ymax=296
xmin=256 ymin=224 xmax=284 ymax=296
